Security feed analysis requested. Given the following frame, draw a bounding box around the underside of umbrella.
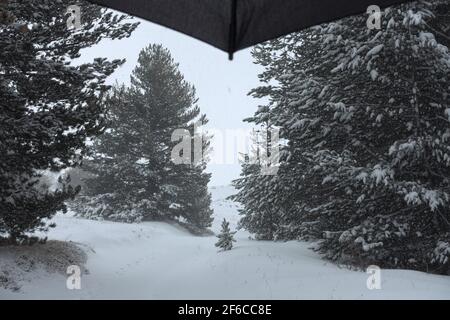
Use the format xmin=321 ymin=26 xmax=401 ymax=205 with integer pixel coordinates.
xmin=88 ymin=0 xmax=413 ymax=59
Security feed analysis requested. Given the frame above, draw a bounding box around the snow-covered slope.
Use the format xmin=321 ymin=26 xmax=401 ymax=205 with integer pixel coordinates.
xmin=1 ymin=186 xmax=449 ymax=299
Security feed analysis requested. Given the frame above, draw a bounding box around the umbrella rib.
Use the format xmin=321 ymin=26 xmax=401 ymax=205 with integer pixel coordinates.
xmin=228 ymin=0 xmax=238 ymax=60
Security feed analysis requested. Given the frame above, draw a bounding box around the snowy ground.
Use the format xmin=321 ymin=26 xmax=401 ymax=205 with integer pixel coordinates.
xmin=0 ymin=186 xmax=449 ymax=299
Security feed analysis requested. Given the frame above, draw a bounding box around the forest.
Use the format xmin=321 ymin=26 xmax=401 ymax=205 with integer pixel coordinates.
xmin=0 ymin=0 xmax=449 ymax=299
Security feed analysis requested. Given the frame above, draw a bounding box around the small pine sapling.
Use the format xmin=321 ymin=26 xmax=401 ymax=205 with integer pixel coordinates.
xmin=215 ymin=219 xmax=236 ymax=251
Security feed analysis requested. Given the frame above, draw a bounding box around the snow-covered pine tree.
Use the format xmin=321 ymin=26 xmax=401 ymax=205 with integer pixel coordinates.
xmin=0 ymin=0 xmax=137 ymax=243
xmin=231 ymin=127 xmax=284 ymax=240
xmin=78 ymin=44 xmax=213 ymax=228
xmin=215 ymin=219 xmax=236 ymax=251
xmin=174 ymin=164 xmax=214 ymax=229
xmin=241 ymin=1 xmax=450 ymax=273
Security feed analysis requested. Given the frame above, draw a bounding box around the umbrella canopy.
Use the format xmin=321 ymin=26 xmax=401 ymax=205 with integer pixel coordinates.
xmin=88 ymin=0 xmax=412 ymax=59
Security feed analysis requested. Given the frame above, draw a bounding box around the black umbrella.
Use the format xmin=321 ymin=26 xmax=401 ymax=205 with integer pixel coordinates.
xmin=88 ymin=0 xmax=412 ymax=59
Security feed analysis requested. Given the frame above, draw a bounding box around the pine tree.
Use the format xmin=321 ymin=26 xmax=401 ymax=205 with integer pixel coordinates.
xmin=0 ymin=0 xmax=137 ymax=242
xmin=238 ymin=1 xmax=450 ymax=273
xmin=231 ymin=128 xmax=282 ymax=240
xmin=175 ymin=165 xmax=214 ymax=229
xmin=215 ymin=219 xmax=236 ymax=251
xmin=78 ymin=44 xmax=213 ymax=228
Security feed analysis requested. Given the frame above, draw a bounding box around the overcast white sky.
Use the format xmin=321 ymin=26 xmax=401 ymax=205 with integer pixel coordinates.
xmin=79 ymin=17 xmax=265 ymax=186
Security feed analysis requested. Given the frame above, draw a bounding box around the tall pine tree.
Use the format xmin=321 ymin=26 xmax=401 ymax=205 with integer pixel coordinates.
xmin=231 ymin=128 xmax=283 ymax=240
xmin=0 ymin=0 xmax=137 ymax=242
xmin=77 ymin=45 xmax=213 ymax=229
xmin=235 ymin=1 xmax=450 ymax=274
